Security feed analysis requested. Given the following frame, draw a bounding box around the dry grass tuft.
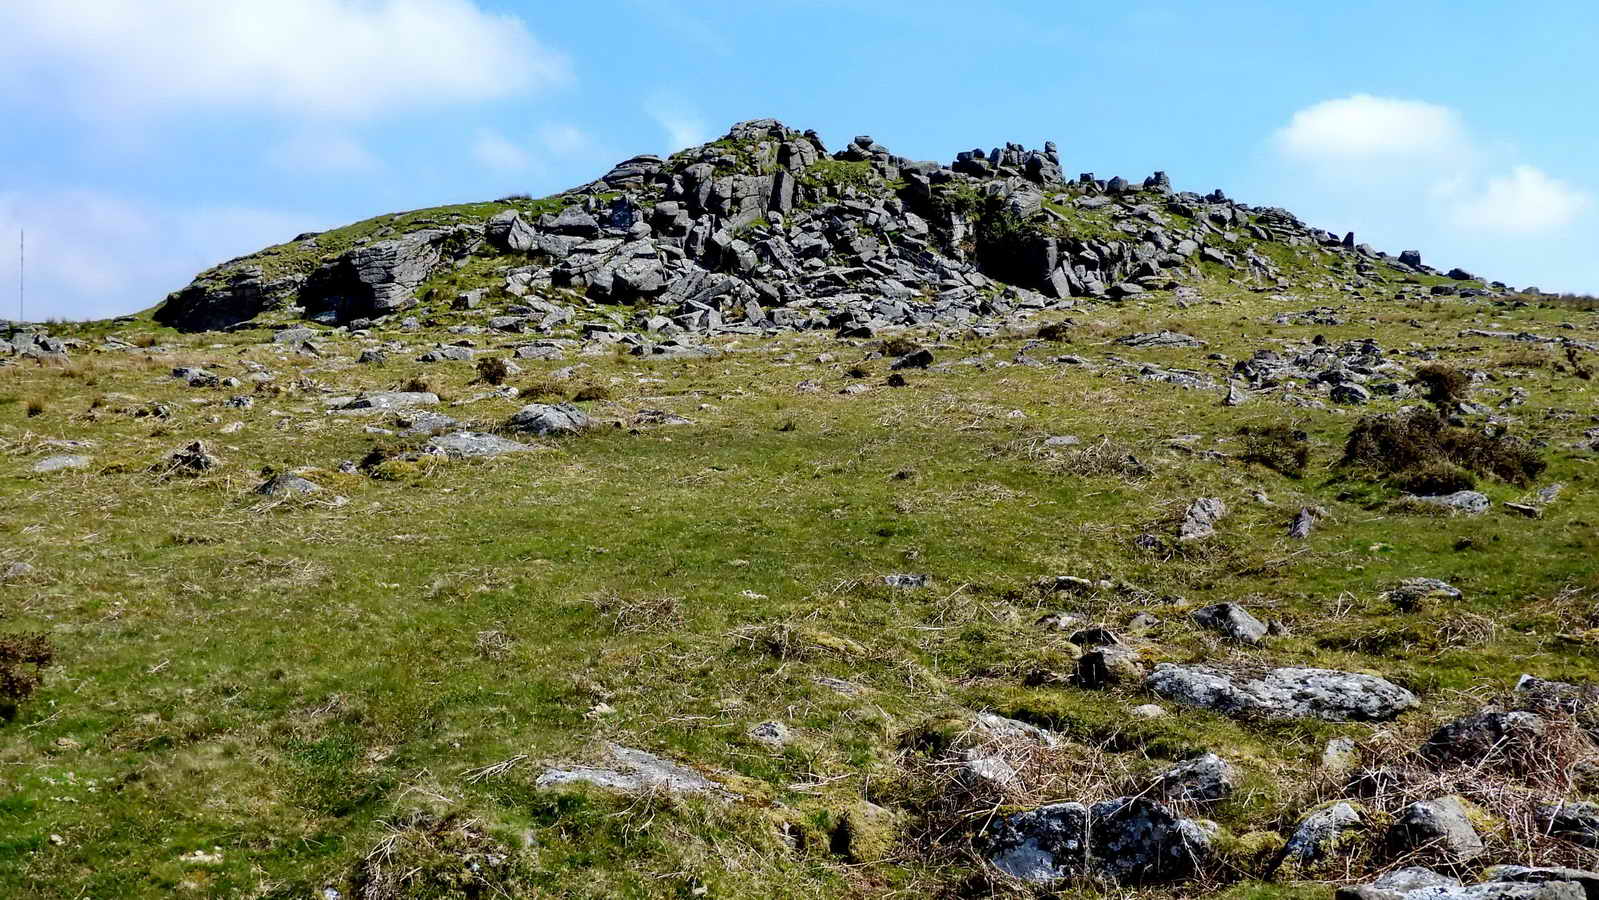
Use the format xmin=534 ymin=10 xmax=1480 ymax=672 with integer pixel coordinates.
xmin=586 ymin=591 xmax=684 ymax=634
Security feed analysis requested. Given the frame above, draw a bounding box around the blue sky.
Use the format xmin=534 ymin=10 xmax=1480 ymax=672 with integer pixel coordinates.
xmin=1 ymin=0 xmax=1595 ymax=320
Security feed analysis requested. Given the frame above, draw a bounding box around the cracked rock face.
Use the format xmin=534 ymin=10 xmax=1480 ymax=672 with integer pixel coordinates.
xmin=1146 ymin=663 xmax=1419 ymax=722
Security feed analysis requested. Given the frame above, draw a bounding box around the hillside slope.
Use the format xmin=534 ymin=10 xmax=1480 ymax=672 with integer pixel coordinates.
xmin=3 ymin=121 xmax=1599 ymax=899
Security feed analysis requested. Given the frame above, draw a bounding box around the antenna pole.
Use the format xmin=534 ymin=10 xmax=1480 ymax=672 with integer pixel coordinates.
xmin=18 ymin=229 xmax=23 ymax=324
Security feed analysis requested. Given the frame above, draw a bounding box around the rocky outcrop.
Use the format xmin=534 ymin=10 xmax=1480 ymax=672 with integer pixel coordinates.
xmin=155 ymin=117 xmax=1498 ymax=335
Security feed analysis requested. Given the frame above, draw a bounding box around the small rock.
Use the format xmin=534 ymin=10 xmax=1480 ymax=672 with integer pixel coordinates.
xmin=1155 ymin=752 xmax=1234 ymax=805
xmin=256 ymin=474 xmax=321 ymax=497
xmin=1191 ymin=602 xmax=1268 ymax=644
xmin=747 ymin=720 xmax=792 ymax=748
xmin=1178 ymin=497 xmax=1226 ymax=541
xmin=883 ymin=573 xmax=930 ymax=589
xmin=1385 ymin=795 xmax=1484 ymax=863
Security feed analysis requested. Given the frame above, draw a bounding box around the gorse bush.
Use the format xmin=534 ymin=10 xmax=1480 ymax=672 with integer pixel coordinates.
xmin=1237 ymin=424 xmax=1310 ymax=478
xmin=1342 ymin=409 xmax=1546 ymax=487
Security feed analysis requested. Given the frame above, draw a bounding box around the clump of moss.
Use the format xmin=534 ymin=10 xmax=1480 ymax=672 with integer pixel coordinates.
xmin=1238 ymin=424 xmax=1311 ymax=478
xmin=1341 ymin=409 xmax=1544 ymax=487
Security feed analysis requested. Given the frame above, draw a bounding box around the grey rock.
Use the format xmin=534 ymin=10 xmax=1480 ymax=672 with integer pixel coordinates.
xmin=32 ymin=454 xmax=91 ymax=473
xmin=256 ymin=474 xmax=321 ymax=496
xmin=747 ymin=721 xmax=792 ymax=748
xmin=985 ymin=802 xmax=1091 ymax=884
xmin=1386 ymin=795 xmax=1484 ymax=862
xmin=1117 ymin=331 xmax=1207 ymax=349
xmin=1332 ymin=383 xmax=1372 ymax=405
xmin=1147 ymin=663 xmax=1419 ymax=722
xmin=485 ymin=210 xmax=536 ymax=252
xmin=427 ymin=431 xmax=533 ymax=459
xmin=1191 ymin=603 xmax=1268 ymax=644
xmin=1155 ymin=752 xmax=1234 ymax=805
xmin=537 ymin=743 xmax=724 ymax=796
xmin=507 ymin=402 xmax=592 ymax=436
xmin=1280 ymin=802 xmax=1363 ymax=873
xmin=1410 ymin=491 xmax=1491 ymax=514
xmin=340 ymin=392 xmax=439 ymax=411
xmin=1535 ymin=802 xmax=1599 ymax=849
xmin=1421 ymin=708 xmax=1546 ymax=765
xmin=1090 ymin=796 xmax=1212 ymax=883
xmin=357 ymin=349 xmax=387 ymax=364
xmin=883 ymin=573 xmax=930 ymax=589
xmin=1486 ymin=866 xmax=1599 ymax=900
xmin=1178 ymin=497 xmax=1226 ymax=541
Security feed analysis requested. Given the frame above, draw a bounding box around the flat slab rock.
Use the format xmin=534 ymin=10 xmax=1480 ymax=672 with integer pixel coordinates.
xmin=1147 ymin=663 xmax=1419 ymax=722
xmin=336 ymin=391 xmax=439 ymax=412
xmin=1337 ymin=865 xmax=1598 ymax=899
xmin=536 ymin=743 xmax=726 ymax=796
xmin=32 ymin=454 xmax=91 ymax=473
xmin=427 ymin=431 xmax=533 ymax=459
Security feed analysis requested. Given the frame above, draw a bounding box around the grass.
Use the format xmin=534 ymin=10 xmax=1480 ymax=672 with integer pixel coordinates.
xmin=2 ymin=270 xmax=1599 ymax=898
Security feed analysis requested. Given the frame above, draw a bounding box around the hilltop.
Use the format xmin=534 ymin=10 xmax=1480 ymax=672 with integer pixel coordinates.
xmin=151 ymin=118 xmax=1513 ymax=341
xmin=3 ymin=121 xmax=1599 ymax=899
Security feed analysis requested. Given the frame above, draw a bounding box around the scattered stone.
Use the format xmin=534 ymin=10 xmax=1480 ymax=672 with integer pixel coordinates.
xmin=1421 ymin=708 xmax=1545 ymax=766
xmin=1191 ymin=602 xmax=1268 ymax=644
xmin=883 ymin=573 xmax=930 ymax=589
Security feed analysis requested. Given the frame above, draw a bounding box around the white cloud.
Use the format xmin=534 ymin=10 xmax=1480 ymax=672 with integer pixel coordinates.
xmin=645 ymin=97 xmax=709 ymax=152
xmin=1448 ymin=165 xmax=1589 ymax=234
xmin=0 ymin=0 xmax=570 ymax=120
xmin=1270 ymin=94 xmax=1589 ymax=239
xmin=539 ymin=124 xmax=596 ymax=157
xmin=472 ymin=130 xmax=532 ymax=173
xmin=0 ymin=189 xmax=314 ymax=321
xmin=1274 ymin=94 xmax=1467 ymax=164
xmin=267 ymin=133 xmax=381 ymax=173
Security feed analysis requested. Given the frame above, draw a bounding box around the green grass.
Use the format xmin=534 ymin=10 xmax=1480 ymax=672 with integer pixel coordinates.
xmin=4 ymin=275 xmax=1599 ymax=897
